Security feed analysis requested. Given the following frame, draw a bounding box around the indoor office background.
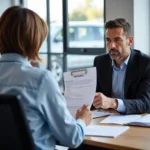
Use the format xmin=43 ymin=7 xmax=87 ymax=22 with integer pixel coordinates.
xmin=0 ymin=1 xmax=150 ymax=150
xmin=0 ymin=0 xmax=150 ymax=92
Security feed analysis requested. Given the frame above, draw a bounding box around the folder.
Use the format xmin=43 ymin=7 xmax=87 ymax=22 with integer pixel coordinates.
xmin=126 ymin=114 xmax=150 ymax=127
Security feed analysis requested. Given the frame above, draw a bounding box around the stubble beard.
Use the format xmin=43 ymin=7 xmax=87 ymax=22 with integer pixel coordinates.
xmin=109 ymin=49 xmax=123 ymax=60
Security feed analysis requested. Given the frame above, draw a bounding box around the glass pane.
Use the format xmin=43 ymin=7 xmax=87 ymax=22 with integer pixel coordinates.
xmin=68 ymin=0 xmax=104 ymax=48
xmin=26 ymin=0 xmax=47 ymax=53
xmin=38 ymin=54 xmax=47 ymax=69
xmin=50 ymin=0 xmax=63 ymax=53
xmin=40 ymin=40 xmax=48 ymax=53
xmin=49 ymin=54 xmax=64 ymax=88
xmin=67 ymin=55 xmax=96 ymax=71
xmin=26 ymin=0 xmax=46 ymax=19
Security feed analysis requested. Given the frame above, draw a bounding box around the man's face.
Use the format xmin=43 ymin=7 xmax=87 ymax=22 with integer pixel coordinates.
xmin=105 ymin=27 xmax=133 ymax=60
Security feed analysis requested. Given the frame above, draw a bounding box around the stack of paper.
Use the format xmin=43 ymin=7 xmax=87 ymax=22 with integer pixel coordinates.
xmin=64 ymin=67 xmax=96 ymax=117
xmin=85 ymin=125 xmax=129 ymax=138
xmin=127 ymin=114 xmax=150 ymax=127
xmin=92 ymin=111 xmax=113 ymax=118
xmin=100 ymin=114 xmax=142 ymax=124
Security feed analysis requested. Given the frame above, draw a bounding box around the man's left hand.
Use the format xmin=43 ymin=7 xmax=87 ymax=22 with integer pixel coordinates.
xmin=93 ymin=92 xmax=118 ymax=109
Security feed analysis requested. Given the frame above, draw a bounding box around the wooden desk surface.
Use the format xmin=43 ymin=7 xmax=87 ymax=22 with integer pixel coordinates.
xmin=84 ymin=111 xmax=150 ymax=150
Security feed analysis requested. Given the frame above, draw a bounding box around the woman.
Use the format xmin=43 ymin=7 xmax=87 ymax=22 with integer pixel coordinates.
xmin=0 ymin=6 xmax=92 ymax=150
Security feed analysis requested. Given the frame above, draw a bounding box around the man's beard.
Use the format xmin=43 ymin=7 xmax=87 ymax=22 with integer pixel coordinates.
xmin=108 ymin=48 xmax=122 ymax=60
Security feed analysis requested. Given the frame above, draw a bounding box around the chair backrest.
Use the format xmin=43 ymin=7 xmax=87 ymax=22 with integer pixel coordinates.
xmin=0 ymin=94 xmax=35 ymax=150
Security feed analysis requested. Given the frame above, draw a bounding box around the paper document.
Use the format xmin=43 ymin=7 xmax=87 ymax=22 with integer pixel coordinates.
xmin=127 ymin=114 xmax=150 ymax=127
xmin=100 ymin=114 xmax=142 ymax=125
xmin=64 ymin=67 xmax=96 ymax=117
xmin=92 ymin=110 xmax=113 ymax=118
xmin=85 ymin=125 xmax=129 ymax=138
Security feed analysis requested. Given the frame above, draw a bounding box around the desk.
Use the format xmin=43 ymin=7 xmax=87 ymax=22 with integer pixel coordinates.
xmin=84 ymin=112 xmax=150 ymax=150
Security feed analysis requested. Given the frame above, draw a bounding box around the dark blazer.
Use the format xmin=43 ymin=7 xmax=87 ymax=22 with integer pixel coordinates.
xmin=94 ymin=49 xmax=150 ymax=114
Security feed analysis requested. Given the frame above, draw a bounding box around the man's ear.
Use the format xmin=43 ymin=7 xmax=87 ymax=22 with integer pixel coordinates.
xmin=128 ymin=36 xmax=134 ymax=46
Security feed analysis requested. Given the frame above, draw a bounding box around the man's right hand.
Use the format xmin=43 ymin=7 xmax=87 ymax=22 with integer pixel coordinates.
xmin=76 ymin=105 xmax=92 ymax=126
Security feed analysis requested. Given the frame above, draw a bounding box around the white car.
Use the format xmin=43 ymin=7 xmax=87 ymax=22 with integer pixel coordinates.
xmin=39 ymin=21 xmax=105 ymax=83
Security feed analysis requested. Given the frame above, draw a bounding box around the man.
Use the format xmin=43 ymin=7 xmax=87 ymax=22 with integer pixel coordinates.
xmin=93 ymin=18 xmax=150 ymax=114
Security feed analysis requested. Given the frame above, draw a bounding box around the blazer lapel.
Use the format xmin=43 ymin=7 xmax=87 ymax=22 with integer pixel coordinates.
xmin=102 ymin=56 xmax=112 ymax=96
xmin=124 ymin=49 xmax=138 ymax=97
xmin=107 ymin=62 xmax=113 ymax=96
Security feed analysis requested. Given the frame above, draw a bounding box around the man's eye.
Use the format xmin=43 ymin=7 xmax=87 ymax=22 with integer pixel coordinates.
xmin=115 ymin=39 xmax=122 ymax=42
xmin=106 ymin=39 xmax=110 ymax=42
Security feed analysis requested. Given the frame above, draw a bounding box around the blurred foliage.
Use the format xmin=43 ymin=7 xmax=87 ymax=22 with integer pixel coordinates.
xmin=69 ymin=0 xmax=103 ymax=21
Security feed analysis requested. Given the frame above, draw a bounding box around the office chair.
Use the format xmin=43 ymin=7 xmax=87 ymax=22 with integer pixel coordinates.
xmin=0 ymin=94 xmax=35 ymax=150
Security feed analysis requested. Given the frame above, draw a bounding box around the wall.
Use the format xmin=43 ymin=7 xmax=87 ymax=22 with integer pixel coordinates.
xmin=133 ymin=0 xmax=150 ymax=55
xmin=105 ymin=0 xmax=134 ymax=35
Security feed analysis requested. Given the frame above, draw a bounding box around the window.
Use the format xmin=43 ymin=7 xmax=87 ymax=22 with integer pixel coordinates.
xmin=25 ymin=0 xmax=105 ymax=90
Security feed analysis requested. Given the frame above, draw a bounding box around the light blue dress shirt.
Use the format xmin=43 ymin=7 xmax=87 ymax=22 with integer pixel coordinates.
xmin=112 ymin=55 xmax=130 ymax=113
xmin=0 ymin=54 xmax=86 ymax=150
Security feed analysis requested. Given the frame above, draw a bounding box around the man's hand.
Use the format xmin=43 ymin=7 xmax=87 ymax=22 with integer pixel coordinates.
xmin=93 ymin=92 xmax=118 ymax=109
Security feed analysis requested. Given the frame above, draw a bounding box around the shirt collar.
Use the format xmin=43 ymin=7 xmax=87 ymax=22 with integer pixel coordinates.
xmin=0 ymin=53 xmax=32 ymax=66
xmin=112 ymin=54 xmax=130 ymax=70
